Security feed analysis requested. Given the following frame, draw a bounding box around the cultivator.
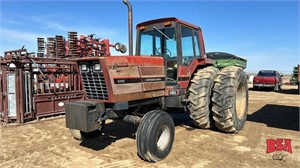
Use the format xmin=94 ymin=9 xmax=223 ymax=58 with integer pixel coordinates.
xmin=37 ymin=32 xmax=120 ymax=59
xmin=0 ymin=32 xmax=123 ymax=124
xmin=68 ymin=32 xmax=79 ymax=57
xmin=37 ymin=37 xmax=45 ymax=57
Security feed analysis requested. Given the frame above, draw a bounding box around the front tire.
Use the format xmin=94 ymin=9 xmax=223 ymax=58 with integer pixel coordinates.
xmin=136 ymin=110 xmax=175 ymax=162
xmin=211 ymin=66 xmax=248 ymax=133
xmin=187 ymin=66 xmax=219 ymax=128
xmin=274 ymin=83 xmax=280 ymax=92
xmin=69 ymin=120 xmax=105 ymax=141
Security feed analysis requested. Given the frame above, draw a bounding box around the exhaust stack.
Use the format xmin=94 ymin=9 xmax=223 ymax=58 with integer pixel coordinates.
xmin=123 ymin=0 xmax=133 ymax=56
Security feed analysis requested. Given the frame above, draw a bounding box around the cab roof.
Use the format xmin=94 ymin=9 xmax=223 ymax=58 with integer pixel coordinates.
xmin=136 ymin=17 xmax=201 ymax=30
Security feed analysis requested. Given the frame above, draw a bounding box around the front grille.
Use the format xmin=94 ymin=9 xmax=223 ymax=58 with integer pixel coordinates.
xmin=80 ymin=61 xmax=109 ymax=100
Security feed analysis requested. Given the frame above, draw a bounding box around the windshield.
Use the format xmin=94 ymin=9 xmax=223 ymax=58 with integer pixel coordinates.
xmin=257 ymin=71 xmax=276 ymax=77
xmin=139 ymin=27 xmax=177 ymax=59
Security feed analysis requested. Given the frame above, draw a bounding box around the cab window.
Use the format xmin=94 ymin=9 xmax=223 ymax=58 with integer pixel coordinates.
xmin=181 ymin=26 xmax=201 ymax=65
xmin=193 ymin=30 xmax=200 ymax=57
xmin=140 ymin=27 xmax=177 ymax=58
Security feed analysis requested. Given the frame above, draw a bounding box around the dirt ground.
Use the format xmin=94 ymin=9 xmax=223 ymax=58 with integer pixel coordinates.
xmin=1 ymin=85 xmax=299 ymax=168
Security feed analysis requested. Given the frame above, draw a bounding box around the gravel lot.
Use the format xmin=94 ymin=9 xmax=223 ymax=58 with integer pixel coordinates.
xmin=1 ymin=85 xmax=299 ymax=168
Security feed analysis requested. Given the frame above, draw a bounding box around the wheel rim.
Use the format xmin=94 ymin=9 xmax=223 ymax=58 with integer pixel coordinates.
xmin=236 ymin=81 xmax=246 ymax=119
xmin=156 ymin=125 xmax=170 ymax=151
xmin=69 ymin=129 xmax=82 ymax=140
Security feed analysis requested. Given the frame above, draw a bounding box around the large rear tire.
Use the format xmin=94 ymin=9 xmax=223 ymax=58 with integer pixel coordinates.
xmin=136 ymin=110 xmax=175 ymax=162
xmin=211 ymin=66 xmax=248 ymax=133
xmin=187 ymin=66 xmax=219 ymax=128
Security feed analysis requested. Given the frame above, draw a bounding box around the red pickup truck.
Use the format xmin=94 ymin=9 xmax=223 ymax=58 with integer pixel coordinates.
xmin=253 ymin=70 xmax=282 ymax=91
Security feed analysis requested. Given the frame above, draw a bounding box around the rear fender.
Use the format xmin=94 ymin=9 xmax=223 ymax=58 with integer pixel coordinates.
xmin=177 ymin=58 xmax=214 ymax=89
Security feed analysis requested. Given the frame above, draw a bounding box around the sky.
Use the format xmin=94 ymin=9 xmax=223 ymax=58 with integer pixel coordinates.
xmin=0 ymin=0 xmax=299 ymax=73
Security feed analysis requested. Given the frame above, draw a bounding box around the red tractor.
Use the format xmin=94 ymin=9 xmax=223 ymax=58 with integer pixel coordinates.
xmin=65 ymin=0 xmax=248 ymax=162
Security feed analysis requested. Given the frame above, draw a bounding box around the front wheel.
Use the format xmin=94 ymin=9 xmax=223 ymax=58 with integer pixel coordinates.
xmin=69 ymin=120 xmax=105 ymax=141
xmin=211 ymin=66 xmax=248 ymax=133
xmin=274 ymin=83 xmax=280 ymax=92
xmin=136 ymin=110 xmax=175 ymax=162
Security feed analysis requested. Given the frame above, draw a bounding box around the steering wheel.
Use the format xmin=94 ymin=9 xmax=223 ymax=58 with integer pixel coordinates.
xmin=167 ymin=77 xmax=176 ymax=82
xmin=156 ymin=47 xmax=172 ymax=59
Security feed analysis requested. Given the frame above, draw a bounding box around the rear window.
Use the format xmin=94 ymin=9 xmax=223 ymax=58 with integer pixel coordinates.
xmin=257 ymin=71 xmax=276 ymax=77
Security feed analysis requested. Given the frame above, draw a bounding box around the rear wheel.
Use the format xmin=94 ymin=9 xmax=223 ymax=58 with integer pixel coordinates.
xmin=136 ymin=110 xmax=175 ymax=162
xmin=211 ymin=66 xmax=248 ymax=133
xmin=187 ymin=66 xmax=219 ymax=128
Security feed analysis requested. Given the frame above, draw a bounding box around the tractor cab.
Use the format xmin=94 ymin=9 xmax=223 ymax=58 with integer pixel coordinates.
xmin=136 ymin=17 xmax=207 ymax=85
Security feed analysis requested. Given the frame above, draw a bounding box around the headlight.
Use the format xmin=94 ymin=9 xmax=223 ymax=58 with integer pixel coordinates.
xmin=94 ymin=63 xmax=101 ymax=71
xmin=81 ymin=64 xmax=87 ymax=71
xmin=115 ymin=42 xmax=127 ymax=53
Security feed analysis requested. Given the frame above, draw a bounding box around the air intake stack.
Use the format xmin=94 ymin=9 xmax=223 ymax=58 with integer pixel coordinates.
xmin=123 ymin=0 xmax=133 ymax=56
